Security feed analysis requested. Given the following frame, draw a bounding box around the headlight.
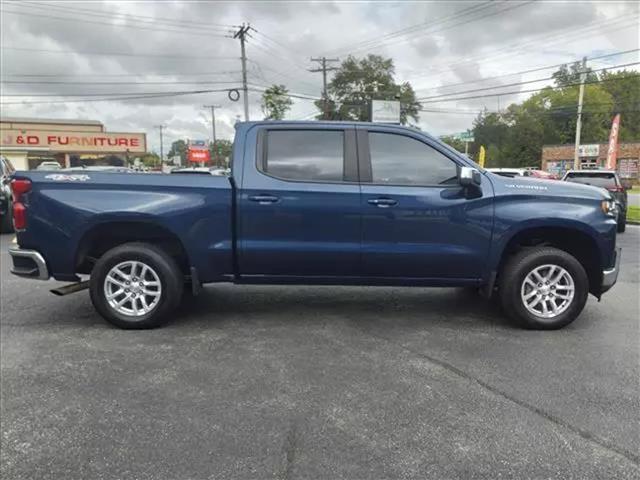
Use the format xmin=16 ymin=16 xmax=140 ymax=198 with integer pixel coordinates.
xmin=601 ymin=199 xmax=617 ymax=217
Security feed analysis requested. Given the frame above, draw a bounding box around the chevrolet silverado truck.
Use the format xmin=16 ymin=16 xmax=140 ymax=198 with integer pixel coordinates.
xmin=8 ymin=121 xmax=620 ymax=330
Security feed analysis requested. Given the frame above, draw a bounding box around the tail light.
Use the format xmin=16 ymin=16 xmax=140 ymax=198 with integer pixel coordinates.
xmin=607 ymin=186 xmax=624 ymax=193
xmin=11 ymin=178 xmax=31 ymax=230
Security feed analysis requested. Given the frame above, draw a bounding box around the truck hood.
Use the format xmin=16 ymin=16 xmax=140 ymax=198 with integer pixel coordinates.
xmin=486 ymin=172 xmax=610 ymax=201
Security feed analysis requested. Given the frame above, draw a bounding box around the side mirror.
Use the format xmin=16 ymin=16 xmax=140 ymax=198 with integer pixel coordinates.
xmin=459 ymin=166 xmax=482 ymax=187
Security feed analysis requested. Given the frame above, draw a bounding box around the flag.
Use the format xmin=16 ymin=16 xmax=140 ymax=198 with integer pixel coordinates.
xmin=605 ymin=114 xmax=620 ymax=170
xmin=478 ymin=145 xmax=486 ymax=168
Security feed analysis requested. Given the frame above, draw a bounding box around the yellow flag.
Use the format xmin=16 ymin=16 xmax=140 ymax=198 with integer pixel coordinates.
xmin=478 ymin=145 xmax=486 ymax=168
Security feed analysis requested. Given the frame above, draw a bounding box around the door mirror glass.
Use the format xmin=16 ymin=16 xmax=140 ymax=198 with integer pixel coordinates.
xmin=459 ymin=167 xmax=482 ymax=187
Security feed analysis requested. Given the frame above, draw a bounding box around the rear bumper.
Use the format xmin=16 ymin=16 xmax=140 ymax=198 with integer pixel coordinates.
xmin=8 ymin=248 xmax=50 ymax=280
xmin=601 ymin=247 xmax=621 ymax=293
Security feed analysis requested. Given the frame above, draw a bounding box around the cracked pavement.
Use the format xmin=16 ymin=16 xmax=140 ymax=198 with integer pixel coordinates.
xmin=1 ymin=229 xmax=639 ymax=479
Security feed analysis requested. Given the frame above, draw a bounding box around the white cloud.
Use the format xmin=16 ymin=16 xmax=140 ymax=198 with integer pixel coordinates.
xmin=1 ymin=0 xmax=638 ymax=151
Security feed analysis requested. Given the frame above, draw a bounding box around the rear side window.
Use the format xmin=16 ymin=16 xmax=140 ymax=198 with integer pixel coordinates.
xmin=264 ymin=130 xmax=344 ymax=182
xmin=564 ymin=173 xmax=618 ymax=189
xmin=368 ymin=132 xmax=458 ymax=186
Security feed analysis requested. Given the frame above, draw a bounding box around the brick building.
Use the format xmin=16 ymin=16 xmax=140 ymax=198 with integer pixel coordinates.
xmin=541 ymin=142 xmax=640 ymax=182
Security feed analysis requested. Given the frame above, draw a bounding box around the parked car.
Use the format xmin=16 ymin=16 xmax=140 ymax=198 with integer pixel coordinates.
xmin=562 ymin=170 xmax=628 ymax=233
xmin=0 ymin=155 xmax=16 ymax=233
xmin=8 ymin=121 xmax=620 ymax=330
xmin=36 ymin=161 xmax=61 ymax=170
xmin=488 ymin=168 xmax=557 ymax=180
xmin=65 ymin=166 xmax=135 ymax=173
xmin=171 ymin=166 xmax=229 ymax=175
xmin=487 ymin=168 xmax=528 ymax=178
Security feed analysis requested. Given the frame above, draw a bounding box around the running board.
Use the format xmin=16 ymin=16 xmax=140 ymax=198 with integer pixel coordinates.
xmin=50 ymin=281 xmax=90 ymax=296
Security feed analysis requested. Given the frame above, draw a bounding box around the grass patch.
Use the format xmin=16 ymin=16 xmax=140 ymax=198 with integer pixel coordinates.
xmin=629 ymin=186 xmax=640 ymax=194
xmin=627 ymin=206 xmax=640 ymax=223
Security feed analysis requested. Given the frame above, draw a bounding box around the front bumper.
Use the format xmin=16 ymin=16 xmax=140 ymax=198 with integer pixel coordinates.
xmin=9 ymin=248 xmax=50 ymax=280
xmin=601 ymin=247 xmax=621 ymax=294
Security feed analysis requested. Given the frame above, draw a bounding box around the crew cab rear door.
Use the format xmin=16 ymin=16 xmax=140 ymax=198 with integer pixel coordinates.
xmin=357 ymin=126 xmax=494 ymax=281
xmin=237 ymin=125 xmax=361 ymax=278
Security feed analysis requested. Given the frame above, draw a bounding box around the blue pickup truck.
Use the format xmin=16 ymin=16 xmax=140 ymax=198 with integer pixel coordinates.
xmin=8 ymin=121 xmax=620 ymax=330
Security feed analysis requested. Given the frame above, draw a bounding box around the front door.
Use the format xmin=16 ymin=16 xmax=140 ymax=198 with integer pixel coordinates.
xmin=238 ymin=126 xmax=361 ymax=278
xmin=358 ymin=127 xmax=494 ymax=280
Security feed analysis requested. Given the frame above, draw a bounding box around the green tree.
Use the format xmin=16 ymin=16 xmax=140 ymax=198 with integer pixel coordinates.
xmin=209 ymin=139 xmax=233 ymax=165
xmin=552 ymin=61 xmax=598 ymax=87
xmin=439 ymin=135 xmax=466 ymax=153
xmin=139 ymin=152 xmax=160 ymax=167
xmin=167 ymin=139 xmax=187 ymax=164
xmin=599 ymin=70 xmax=640 ymax=141
xmin=317 ymin=54 xmax=421 ymax=124
xmin=261 ymin=84 xmax=293 ymax=120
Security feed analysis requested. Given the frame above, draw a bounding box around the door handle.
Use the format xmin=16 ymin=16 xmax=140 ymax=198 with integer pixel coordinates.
xmin=248 ymin=194 xmax=280 ymax=204
xmin=368 ymin=198 xmax=397 ymax=207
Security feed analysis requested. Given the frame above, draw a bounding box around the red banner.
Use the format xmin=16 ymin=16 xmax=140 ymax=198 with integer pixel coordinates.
xmin=188 ymin=148 xmax=210 ymax=163
xmin=605 ymin=113 xmax=620 ymax=170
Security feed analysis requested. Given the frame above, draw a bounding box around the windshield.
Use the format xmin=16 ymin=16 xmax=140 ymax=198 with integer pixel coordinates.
xmin=564 ymin=173 xmax=618 ymax=188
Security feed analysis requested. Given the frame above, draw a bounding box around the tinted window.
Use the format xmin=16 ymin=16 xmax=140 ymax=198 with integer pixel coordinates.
xmin=564 ymin=173 xmax=617 ymax=188
xmin=369 ymin=133 xmax=457 ymax=185
xmin=265 ymin=130 xmax=344 ymax=182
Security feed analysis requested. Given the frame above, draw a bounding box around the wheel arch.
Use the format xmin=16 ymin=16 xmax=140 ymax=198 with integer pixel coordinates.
xmin=493 ymin=223 xmax=603 ymax=296
xmin=75 ymin=219 xmax=191 ymax=276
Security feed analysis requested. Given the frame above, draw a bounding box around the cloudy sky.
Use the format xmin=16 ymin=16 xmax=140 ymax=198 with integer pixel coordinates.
xmin=1 ymin=0 xmax=638 ymax=153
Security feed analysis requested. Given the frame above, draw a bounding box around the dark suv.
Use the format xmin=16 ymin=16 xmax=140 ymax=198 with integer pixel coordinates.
xmin=562 ymin=169 xmax=628 ymax=233
xmin=0 ymin=155 xmax=16 ymax=233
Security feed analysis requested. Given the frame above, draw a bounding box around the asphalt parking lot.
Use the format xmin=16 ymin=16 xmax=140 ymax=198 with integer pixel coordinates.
xmin=1 ymin=230 xmax=639 ymax=479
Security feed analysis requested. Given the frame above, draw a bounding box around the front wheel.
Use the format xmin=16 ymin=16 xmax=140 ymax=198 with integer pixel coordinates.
xmin=89 ymin=242 xmax=184 ymax=329
xmin=499 ymin=247 xmax=589 ymax=329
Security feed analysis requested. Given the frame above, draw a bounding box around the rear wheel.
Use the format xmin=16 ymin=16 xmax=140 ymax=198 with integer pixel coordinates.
xmin=89 ymin=242 xmax=183 ymax=329
xmin=499 ymin=247 xmax=588 ymax=329
xmin=617 ymin=214 xmax=626 ymax=233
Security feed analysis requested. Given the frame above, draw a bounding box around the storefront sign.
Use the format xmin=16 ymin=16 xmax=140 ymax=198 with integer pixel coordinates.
xmin=0 ymin=129 xmax=146 ymax=153
xmin=371 ymin=100 xmax=401 ymax=124
xmin=188 ymin=149 xmax=210 ymax=162
xmin=578 ymin=144 xmax=599 ymax=157
xmin=618 ymin=158 xmax=639 ymax=179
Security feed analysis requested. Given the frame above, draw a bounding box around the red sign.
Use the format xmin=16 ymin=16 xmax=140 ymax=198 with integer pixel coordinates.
xmin=605 ymin=113 xmax=620 ymax=170
xmin=188 ymin=148 xmax=210 ymax=163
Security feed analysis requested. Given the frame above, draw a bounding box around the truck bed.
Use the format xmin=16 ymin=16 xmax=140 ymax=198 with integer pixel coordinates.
xmin=13 ymin=171 xmax=234 ymax=282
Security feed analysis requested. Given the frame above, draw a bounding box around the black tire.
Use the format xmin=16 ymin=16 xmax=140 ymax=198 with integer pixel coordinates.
xmin=617 ymin=215 xmax=626 ymax=233
xmin=89 ymin=242 xmax=183 ymax=329
xmin=0 ymin=200 xmax=13 ymax=233
xmin=499 ymin=247 xmax=589 ymax=330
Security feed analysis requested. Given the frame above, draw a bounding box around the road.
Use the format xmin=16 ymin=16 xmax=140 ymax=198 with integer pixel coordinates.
xmin=1 ymin=230 xmax=639 ymax=479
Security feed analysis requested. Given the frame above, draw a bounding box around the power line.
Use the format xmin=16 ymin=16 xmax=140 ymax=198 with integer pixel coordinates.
xmin=416 ymin=61 xmax=640 ymax=101
xmin=419 ymin=74 xmax=640 ymax=104
xmin=0 ymin=8 xmax=230 ymax=38
xmin=324 ymin=1 xmax=496 ymax=56
xmin=1 ymin=71 xmax=242 ymax=78
xmin=5 ymin=0 xmax=233 ymax=29
xmin=0 ymin=46 xmax=240 ymax=60
xmin=414 ymin=48 xmax=640 ymax=94
xmin=1 ymin=80 xmax=242 ymax=85
xmin=0 ymin=89 xmax=234 ymax=105
xmin=404 ymin=14 xmax=638 ymax=82
xmin=334 ymin=1 xmax=536 ymax=55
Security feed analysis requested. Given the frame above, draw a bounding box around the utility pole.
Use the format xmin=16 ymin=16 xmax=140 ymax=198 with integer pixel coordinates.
xmin=233 ymin=24 xmax=251 ymax=121
xmin=203 ymin=104 xmax=221 ymax=165
xmin=309 ymin=57 xmax=339 ymax=119
xmin=154 ymin=124 xmax=165 ymax=168
xmin=573 ymin=56 xmax=588 ymax=170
